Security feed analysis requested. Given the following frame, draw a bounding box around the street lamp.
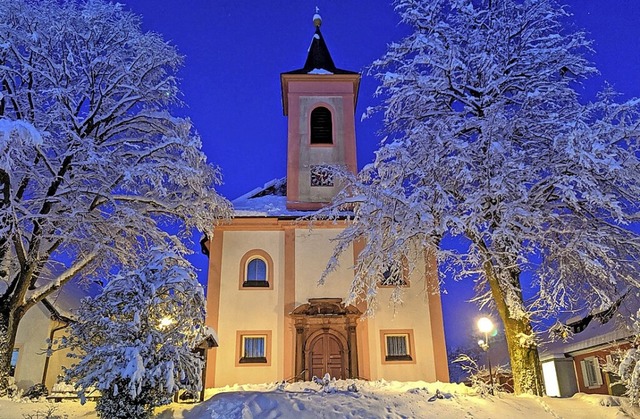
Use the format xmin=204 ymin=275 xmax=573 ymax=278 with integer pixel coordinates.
xmin=159 ymin=316 xmax=175 ymax=329
xmin=477 ymin=316 xmax=495 ymax=395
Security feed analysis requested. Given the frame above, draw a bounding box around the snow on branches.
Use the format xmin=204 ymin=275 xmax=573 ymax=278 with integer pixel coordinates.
xmin=614 ymin=309 xmax=640 ymax=406
xmin=0 ymin=0 xmax=229 ymax=383
xmin=324 ymin=0 xmax=640 ymax=329
xmin=320 ymin=0 xmax=640 ymax=395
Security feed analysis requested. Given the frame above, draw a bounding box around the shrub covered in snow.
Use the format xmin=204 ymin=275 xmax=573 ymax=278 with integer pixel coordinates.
xmin=313 ymin=373 xmax=338 ymax=393
xmin=616 ymin=310 xmax=640 ymax=406
xmin=0 ymin=376 xmax=18 ymax=399
xmin=64 ymin=249 xmax=207 ymax=419
xmin=23 ymin=383 xmax=48 ymax=400
xmin=453 ymin=353 xmax=508 ymax=396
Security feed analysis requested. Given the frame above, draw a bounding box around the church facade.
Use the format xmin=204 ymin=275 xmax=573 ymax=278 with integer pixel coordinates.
xmin=202 ymin=14 xmax=449 ymax=388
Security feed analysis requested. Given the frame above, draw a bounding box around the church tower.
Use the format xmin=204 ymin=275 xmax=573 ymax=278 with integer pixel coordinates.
xmin=281 ymin=12 xmax=360 ymax=210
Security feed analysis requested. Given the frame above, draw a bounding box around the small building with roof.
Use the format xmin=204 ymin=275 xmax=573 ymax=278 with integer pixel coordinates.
xmin=539 ymin=292 xmax=637 ymax=398
xmin=8 ymin=282 xmax=87 ymax=392
xmin=201 ymin=12 xmax=449 ymax=388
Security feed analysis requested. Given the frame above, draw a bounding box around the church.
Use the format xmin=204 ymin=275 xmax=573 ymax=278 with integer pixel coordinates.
xmin=201 ymin=13 xmax=449 ymax=388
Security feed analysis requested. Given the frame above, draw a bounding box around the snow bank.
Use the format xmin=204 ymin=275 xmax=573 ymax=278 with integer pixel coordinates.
xmin=1 ymin=379 xmax=638 ymax=418
xmin=181 ymin=379 xmax=636 ymax=419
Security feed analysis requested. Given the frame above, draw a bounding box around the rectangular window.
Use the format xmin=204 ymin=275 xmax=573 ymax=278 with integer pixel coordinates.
xmin=580 ymin=356 xmax=603 ymax=388
xmin=387 ymin=335 xmax=409 ymax=357
xmin=379 ymin=262 xmax=409 ymax=287
xmin=380 ymin=330 xmax=415 ymax=363
xmin=10 ymin=349 xmax=18 ymax=377
xmin=243 ymin=336 xmax=265 ymax=359
xmin=236 ymin=331 xmax=271 ymax=366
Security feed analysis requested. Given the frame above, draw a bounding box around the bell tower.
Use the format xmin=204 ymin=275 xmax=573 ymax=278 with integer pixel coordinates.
xmin=281 ymin=11 xmax=360 ymax=210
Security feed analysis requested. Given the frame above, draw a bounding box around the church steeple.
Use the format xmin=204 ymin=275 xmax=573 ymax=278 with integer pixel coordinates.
xmin=280 ymin=11 xmax=361 ymax=211
xmin=283 ymin=9 xmax=359 ymax=76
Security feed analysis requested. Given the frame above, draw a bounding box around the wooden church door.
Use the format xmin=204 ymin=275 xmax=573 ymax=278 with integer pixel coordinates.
xmin=309 ymin=332 xmax=345 ymax=380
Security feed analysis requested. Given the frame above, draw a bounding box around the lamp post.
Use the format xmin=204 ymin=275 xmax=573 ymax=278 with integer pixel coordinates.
xmin=477 ymin=316 xmax=495 ymax=395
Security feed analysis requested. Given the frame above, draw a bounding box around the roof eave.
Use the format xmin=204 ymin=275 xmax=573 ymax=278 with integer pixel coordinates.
xmin=280 ymin=72 xmax=361 ymax=116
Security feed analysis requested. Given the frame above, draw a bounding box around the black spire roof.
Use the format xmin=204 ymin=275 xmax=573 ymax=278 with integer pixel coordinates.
xmin=283 ymin=16 xmax=358 ymax=75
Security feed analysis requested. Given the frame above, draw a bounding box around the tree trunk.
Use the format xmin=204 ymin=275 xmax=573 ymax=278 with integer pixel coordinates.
xmin=482 ymin=259 xmax=545 ymax=395
xmin=0 ymin=305 xmax=23 ymax=396
xmin=501 ymin=312 xmax=545 ymax=395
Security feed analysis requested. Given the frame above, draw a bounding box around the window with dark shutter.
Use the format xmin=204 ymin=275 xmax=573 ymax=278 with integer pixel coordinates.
xmin=310 ymin=107 xmax=333 ymax=144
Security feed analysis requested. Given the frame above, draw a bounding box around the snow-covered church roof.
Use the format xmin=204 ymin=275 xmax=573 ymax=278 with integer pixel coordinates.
xmin=231 ymin=178 xmax=311 ymax=218
xmin=0 ymin=272 xmax=96 ymax=322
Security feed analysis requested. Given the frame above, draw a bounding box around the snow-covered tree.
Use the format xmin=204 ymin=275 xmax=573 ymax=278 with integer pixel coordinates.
xmin=64 ymin=249 xmax=206 ymax=419
xmin=0 ymin=0 xmax=230 ymax=392
xmin=612 ymin=309 xmax=640 ymax=406
xmin=320 ymin=0 xmax=640 ymax=395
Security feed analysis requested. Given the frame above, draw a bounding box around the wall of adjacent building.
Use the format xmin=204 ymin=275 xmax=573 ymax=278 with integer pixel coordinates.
xmin=13 ymin=303 xmax=52 ymax=390
xmin=572 ymin=344 xmax=631 ymax=395
xmin=43 ymin=326 xmax=74 ymax=391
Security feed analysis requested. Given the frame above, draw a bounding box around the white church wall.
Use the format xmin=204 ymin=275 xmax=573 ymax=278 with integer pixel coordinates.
xmin=294 ymin=228 xmax=354 ymax=304
xmin=214 ymin=230 xmax=285 ymax=386
xmin=367 ymin=280 xmax=439 ymax=382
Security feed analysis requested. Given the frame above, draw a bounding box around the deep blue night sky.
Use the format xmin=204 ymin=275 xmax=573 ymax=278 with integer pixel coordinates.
xmin=122 ymin=1 xmax=640 ymax=349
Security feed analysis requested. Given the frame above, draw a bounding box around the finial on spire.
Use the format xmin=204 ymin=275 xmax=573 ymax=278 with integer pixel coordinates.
xmin=313 ymin=7 xmax=322 ymax=28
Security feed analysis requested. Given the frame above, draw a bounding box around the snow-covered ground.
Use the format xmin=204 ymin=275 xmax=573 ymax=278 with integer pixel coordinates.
xmin=1 ymin=380 xmax=638 ymax=418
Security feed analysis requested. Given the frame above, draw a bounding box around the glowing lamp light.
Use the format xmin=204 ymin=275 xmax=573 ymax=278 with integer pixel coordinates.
xmin=477 ymin=317 xmax=494 ymax=334
xmin=159 ymin=316 xmax=174 ymax=328
xmin=476 ymin=316 xmax=495 ymax=394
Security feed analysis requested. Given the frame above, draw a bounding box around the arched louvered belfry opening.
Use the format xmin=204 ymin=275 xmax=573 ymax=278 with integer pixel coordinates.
xmin=310 ymin=106 xmax=333 ymax=144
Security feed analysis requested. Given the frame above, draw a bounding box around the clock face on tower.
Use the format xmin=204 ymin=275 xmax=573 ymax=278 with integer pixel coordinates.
xmin=310 ymin=165 xmax=334 ymax=187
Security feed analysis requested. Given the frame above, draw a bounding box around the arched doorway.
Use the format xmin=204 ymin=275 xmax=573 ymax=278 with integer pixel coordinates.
xmin=290 ymin=298 xmax=362 ymax=381
xmin=307 ymin=330 xmax=345 ymax=379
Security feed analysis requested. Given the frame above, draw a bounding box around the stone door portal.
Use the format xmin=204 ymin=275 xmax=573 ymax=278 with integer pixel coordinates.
xmin=290 ymin=298 xmax=362 ymax=381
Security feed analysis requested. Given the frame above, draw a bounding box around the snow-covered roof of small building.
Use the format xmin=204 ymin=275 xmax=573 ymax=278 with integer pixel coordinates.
xmin=0 ymin=273 xmax=96 ymax=322
xmin=539 ymin=292 xmax=638 ymax=361
xmin=198 ymin=326 xmax=219 ymax=349
xmin=44 ymin=278 xmax=100 ymax=321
